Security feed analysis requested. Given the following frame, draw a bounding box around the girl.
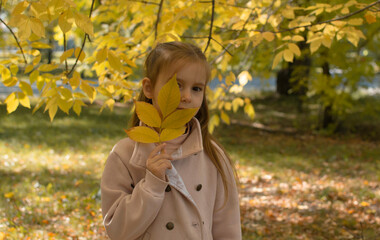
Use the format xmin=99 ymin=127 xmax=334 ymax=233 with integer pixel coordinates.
xmin=101 ymin=42 xmax=241 ymax=240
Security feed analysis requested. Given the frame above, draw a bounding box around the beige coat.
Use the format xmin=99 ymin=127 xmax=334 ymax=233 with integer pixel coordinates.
xmin=101 ymin=119 xmax=241 ymax=240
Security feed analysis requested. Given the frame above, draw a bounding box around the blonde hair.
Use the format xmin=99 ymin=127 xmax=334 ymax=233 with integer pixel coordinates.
xmin=130 ymin=41 xmax=238 ymax=205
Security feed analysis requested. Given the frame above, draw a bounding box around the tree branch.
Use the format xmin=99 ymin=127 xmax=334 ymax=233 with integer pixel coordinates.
xmin=204 ymin=0 xmax=215 ymax=53
xmin=128 ymin=0 xmax=160 ymax=5
xmin=63 ymin=33 xmax=68 ymax=74
xmin=154 ymin=0 xmax=164 ymax=40
xmin=277 ymin=0 xmax=380 ymax=33
xmin=214 ymin=0 xmax=380 ymax=34
xmin=67 ymin=0 xmax=96 ymax=77
xmin=0 ymin=18 xmax=27 ymax=64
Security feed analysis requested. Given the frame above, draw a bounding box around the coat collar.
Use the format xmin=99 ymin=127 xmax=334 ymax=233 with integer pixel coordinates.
xmin=131 ymin=118 xmax=204 ymax=167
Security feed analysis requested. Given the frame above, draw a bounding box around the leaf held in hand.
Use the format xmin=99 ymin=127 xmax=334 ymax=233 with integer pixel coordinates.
xmin=160 ymin=127 xmax=186 ymax=142
xmin=125 ymin=127 xmax=160 ymax=143
xmin=161 ymin=108 xmax=198 ymax=129
xmin=158 ymin=74 xmax=180 ymax=118
xmin=135 ymin=101 xmax=162 ymax=128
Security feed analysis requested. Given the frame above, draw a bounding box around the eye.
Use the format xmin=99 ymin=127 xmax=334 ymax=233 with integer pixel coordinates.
xmin=193 ymin=86 xmax=203 ymax=92
xmin=177 ymin=82 xmax=182 ymax=89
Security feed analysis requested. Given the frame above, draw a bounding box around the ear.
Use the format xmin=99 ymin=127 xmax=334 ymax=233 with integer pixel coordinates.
xmin=142 ymin=77 xmax=154 ymax=99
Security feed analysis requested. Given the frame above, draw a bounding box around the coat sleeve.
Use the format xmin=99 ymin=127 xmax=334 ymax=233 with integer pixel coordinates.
xmin=101 ymin=149 xmax=168 ymax=240
xmin=212 ymin=145 xmax=242 ymax=240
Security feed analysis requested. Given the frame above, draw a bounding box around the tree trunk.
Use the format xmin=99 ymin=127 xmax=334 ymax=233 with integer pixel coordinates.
xmin=321 ymin=62 xmax=335 ymax=129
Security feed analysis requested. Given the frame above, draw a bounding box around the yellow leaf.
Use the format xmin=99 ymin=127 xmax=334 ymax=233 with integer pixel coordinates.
xmin=10 ymin=64 xmax=18 ymax=75
xmin=17 ymin=15 xmax=32 ymax=40
xmin=73 ymin=100 xmax=86 ymax=116
xmin=30 ymin=18 xmax=45 ymax=38
xmin=135 ymin=101 xmax=162 ymax=128
xmin=208 ymin=114 xmax=220 ymax=133
xmin=232 ymin=97 xmax=244 ymax=112
xmin=347 ymin=18 xmax=363 ymax=26
xmin=282 ymin=8 xmax=295 ymax=19
xmin=38 ymin=64 xmax=58 ymax=72
xmin=125 ymin=126 xmax=160 ymax=143
xmin=18 ymin=92 xmax=30 ymax=108
xmin=288 ymin=43 xmax=301 ymax=57
xmin=3 ymin=77 xmax=18 ymax=87
xmin=244 ymin=103 xmax=255 ymax=119
xmin=262 ymin=32 xmax=275 ymax=42
xmin=310 ymin=39 xmax=322 ymax=54
xmin=74 ymin=47 xmax=85 ymax=62
xmin=161 ymin=108 xmax=198 ymax=129
xmin=74 ymin=11 xmax=94 ymax=36
xmin=30 ymin=2 xmax=49 ymax=21
xmin=33 ymin=54 xmax=41 ymax=65
xmin=96 ymin=47 xmax=108 ymax=63
xmin=49 ymin=103 xmax=58 ymax=122
xmin=238 ymin=71 xmax=252 ymax=86
xmin=283 ymin=49 xmax=294 ymax=62
xmin=364 ymin=12 xmax=376 ymax=24
xmin=31 ymin=42 xmax=51 ymax=49
xmin=220 ymin=110 xmax=230 ymax=124
xmin=1 ymin=65 xmax=11 ymax=79
xmin=0 ymin=231 xmax=5 ymax=240
xmin=341 ymin=7 xmax=349 ymax=14
xmin=5 ymin=92 xmax=19 ymax=113
xmin=57 ymin=98 xmax=73 ymax=114
xmin=272 ymin=51 xmax=283 ymax=69
xmin=32 ymin=99 xmax=45 ymax=114
xmin=160 ymin=127 xmax=186 ymax=142
xmin=292 ymin=35 xmax=305 ymax=42
xmin=60 ymin=48 xmax=74 ymax=63
xmin=80 ymin=82 xmax=96 ymax=103
xmin=59 ymin=10 xmax=74 ymax=33
xmin=12 ymin=1 xmax=29 ymax=15
xmin=19 ymin=81 xmax=33 ymax=95
xmin=158 ymin=74 xmax=180 ymax=118
xmin=108 ymin=50 xmax=123 ymax=72
xmin=322 ymin=35 xmax=332 ymax=48
xmin=24 ymin=64 xmax=34 ymax=74
xmin=360 ymin=201 xmax=369 ymax=207
xmin=4 ymin=192 xmax=14 ymax=198
xmin=29 ymin=70 xmax=39 ymax=84
xmin=226 ymin=71 xmax=236 ymax=86
xmin=58 ymin=87 xmax=72 ymax=100
xmin=69 ymin=71 xmax=81 ymax=90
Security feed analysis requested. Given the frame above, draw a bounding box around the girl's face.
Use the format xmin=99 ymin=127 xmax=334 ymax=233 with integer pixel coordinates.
xmin=143 ymin=61 xmax=207 ymax=115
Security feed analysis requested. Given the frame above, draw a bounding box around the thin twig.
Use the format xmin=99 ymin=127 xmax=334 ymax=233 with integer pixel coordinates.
xmin=128 ymin=0 xmax=160 ymax=5
xmin=67 ymin=0 xmax=96 ymax=77
xmin=204 ymin=0 xmax=215 ymax=53
xmin=0 ymin=18 xmax=28 ymax=64
xmin=154 ymin=0 xmax=164 ymax=40
xmin=210 ymin=7 xmax=255 ymax=64
xmin=63 ymin=33 xmax=68 ymax=74
xmin=211 ymin=37 xmax=232 ymax=56
xmin=199 ymin=0 xmax=256 ymax=10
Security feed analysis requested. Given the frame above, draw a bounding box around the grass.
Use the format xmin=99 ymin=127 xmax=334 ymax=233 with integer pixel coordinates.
xmin=1 ymin=94 xmax=379 ymax=239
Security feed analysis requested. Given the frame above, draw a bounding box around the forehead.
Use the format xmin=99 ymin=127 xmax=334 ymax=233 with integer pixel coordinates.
xmin=158 ymin=60 xmax=208 ymax=85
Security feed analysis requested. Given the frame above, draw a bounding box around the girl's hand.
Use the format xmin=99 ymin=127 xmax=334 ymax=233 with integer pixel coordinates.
xmin=146 ymin=143 xmax=173 ymax=181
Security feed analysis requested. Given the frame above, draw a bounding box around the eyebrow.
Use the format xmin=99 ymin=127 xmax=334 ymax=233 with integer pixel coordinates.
xmin=176 ymin=77 xmax=206 ymax=86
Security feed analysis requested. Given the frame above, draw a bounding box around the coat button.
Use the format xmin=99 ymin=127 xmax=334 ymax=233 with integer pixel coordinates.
xmin=165 ymin=185 xmax=171 ymax=192
xmin=166 ymin=222 xmax=174 ymax=230
xmin=196 ymin=184 xmax=202 ymax=191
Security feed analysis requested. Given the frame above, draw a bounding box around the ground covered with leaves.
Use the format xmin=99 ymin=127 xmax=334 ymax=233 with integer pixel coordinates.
xmin=1 ymin=95 xmax=379 ymax=239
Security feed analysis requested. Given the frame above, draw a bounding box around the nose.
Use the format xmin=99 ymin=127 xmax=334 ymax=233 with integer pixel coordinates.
xmin=180 ymin=89 xmax=191 ymax=103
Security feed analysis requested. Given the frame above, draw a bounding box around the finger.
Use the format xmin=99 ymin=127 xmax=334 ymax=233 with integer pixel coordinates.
xmin=149 ymin=143 xmax=167 ymax=158
xmin=149 ymin=153 xmax=173 ymax=163
xmin=158 ymin=160 xmax=172 ymax=170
